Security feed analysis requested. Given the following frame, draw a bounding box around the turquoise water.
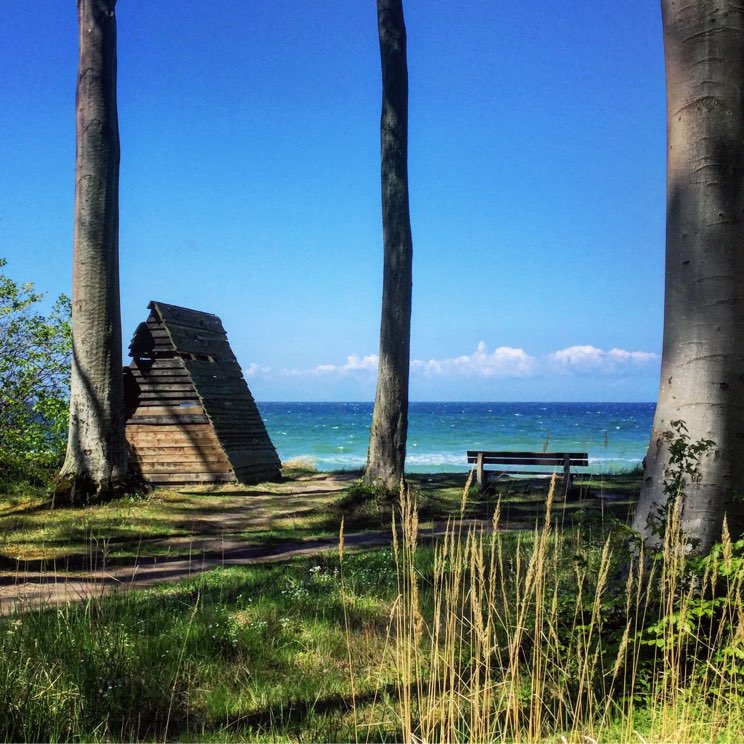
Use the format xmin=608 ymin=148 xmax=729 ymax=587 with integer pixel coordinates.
xmin=258 ymin=402 xmax=655 ymax=474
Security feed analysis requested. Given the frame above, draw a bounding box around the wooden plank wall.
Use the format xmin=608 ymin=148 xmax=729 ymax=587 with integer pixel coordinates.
xmin=124 ymin=303 xmax=281 ymax=485
xmin=125 ymin=355 xmax=237 ymax=484
xmin=188 ymin=357 xmax=282 ymax=482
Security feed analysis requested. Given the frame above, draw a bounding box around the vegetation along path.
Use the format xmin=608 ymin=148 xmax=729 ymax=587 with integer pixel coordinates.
xmin=0 ymin=467 xmax=637 ymax=614
xmin=0 ymin=470 xmax=352 ymax=613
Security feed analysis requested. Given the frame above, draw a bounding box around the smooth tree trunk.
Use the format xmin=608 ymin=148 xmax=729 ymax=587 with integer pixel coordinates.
xmin=633 ymin=0 xmax=744 ymax=551
xmin=57 ymin=0 xmax=127 ymax=503
xmin=364 ymin=0 xmax=413 ymax=491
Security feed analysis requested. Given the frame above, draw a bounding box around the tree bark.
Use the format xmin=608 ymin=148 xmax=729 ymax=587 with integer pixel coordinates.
xmin=633 ymin=0 xmax=744 ymax=551
xmin=57 ymin=0 xmax=127 ymax=503
xmin=364 ymin=0 xmax=413 ymax=491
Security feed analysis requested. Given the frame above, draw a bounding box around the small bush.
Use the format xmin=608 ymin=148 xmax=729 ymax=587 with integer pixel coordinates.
xmin=337 ymin=479 xmax=397 ymax=523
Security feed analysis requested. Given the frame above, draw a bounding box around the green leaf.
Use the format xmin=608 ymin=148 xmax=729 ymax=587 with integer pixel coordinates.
xmin=0 ymin=258 xmax=71 ymax=483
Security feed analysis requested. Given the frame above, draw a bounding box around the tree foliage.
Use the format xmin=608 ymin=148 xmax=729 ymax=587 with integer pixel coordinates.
xmin=0 ymin=259 xmax=71 ymax=482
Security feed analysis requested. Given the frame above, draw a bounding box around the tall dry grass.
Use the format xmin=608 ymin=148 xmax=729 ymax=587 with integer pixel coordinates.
xmin=377 ymin=476 xmax=744 ymax=743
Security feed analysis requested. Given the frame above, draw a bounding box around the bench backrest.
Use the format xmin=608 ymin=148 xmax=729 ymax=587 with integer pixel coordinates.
xmin=466 ymin=451 xmax=589 ymax=467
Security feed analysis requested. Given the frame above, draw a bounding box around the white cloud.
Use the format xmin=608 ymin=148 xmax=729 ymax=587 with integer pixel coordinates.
xmin=549 ymin=345 xmax=605 ymax=367
xmin=607 ymin=347 xmax=658 ymax=363
xmin=276 ymin=354 xmax=379 ymax=378
xmin=313 ymin=354 xmax=379 ymax=375
xmin=244 ymin=342 xmax=658 ymax=383
xmin=412 ymin=342 xmax=537 ymax=378
xmin=244 ymin=362 xmax=271 ymax=377
xmin=548 ymin=345 xmax=659 ymax=375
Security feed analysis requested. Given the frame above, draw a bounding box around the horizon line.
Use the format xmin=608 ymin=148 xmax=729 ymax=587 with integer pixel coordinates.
xmin=255 ymin=400 xmax=657 ymax=405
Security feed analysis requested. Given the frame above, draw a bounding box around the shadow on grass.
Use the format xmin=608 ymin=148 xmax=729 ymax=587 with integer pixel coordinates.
xmin=0 ymin=471 xmax=641 ymax=589
xmin=0 ymin=530 xmax=392 ymax=586
xmin=209 ymin=684 xmax=402 ymax=742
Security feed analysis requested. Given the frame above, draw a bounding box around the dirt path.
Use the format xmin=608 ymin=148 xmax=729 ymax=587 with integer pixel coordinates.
xmin=0 ymin=517 xmax=502 ymax=615
xmin=0 ymin=529 xmax=393 ymax=615
xmin=0 ymin=472 xmax=373 ymax=614
xmin=0 ymin=469 xmax=626 ymax=615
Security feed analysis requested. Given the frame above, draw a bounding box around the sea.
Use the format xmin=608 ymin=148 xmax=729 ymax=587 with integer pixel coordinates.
xmin=258 ymin=402 xmax=655 ymax=475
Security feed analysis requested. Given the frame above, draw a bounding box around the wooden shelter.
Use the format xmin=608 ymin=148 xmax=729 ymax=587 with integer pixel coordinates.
xmin=123 ymin=301 xmax=281 ymax=485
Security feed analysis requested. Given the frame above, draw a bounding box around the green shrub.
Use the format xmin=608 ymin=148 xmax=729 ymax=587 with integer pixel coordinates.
xmin=0 ymin=258 xmax=71 ymax=486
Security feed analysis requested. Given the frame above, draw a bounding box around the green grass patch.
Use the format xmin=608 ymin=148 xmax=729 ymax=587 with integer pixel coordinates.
xmin=0 ymin=473 xmax=350 ymax=564
xmin=0 ymin=550 xmax=401 ymax=742
xmin=0 ymin=470 xmax=642 ymax=567
xmin=1 ymin=467 xmax=743 ymax=743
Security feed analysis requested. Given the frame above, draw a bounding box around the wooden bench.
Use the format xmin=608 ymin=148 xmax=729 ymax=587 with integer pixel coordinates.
xmin=466 ymin=450 xmax=589 ymax=495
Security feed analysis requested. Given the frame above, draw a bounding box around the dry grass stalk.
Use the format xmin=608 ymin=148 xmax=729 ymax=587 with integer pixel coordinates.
xmin=378 ymin=473 xmax=744 ymax=743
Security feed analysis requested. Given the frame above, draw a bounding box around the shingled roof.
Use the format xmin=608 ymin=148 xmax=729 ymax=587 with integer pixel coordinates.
xmin=123 ymin=301 xmax=281 ymax=485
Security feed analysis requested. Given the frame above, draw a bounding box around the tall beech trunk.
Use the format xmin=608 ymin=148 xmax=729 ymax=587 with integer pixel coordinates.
xmin=633 ymin=0 xmax=744 ymax=551
xmin=364 ymin=0 xmax=413 ymax=491
xmin=57 ymin=0 xmax=126 ymax=503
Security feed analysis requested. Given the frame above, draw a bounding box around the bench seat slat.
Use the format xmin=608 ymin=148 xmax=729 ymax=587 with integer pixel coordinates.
xmin=467 ymin=457 xmax=588 ymax=467
xmin=468 ymin=450 xmax=588 ymax=460
xmin=476 ymin=469 xmax=571 ymax=477
xmin=467 ymin=452 xmax=588 ymax=467
xmin=468 ymin=449 xmax=589 ymax=493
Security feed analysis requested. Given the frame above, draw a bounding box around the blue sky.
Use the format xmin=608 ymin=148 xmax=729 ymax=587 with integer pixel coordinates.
xmin=1 ymin=1 xmax=665 ymax=402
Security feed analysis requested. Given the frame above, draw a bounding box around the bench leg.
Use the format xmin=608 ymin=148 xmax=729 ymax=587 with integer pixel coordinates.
xmin=476 ymin=452 xmax=485 ymax=491
xmin=563 ymin=455 xmax=571 ymax=499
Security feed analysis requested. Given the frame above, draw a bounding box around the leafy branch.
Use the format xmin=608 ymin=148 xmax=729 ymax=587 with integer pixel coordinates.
xmin=0 ymin=258 xmax=71 ymax=483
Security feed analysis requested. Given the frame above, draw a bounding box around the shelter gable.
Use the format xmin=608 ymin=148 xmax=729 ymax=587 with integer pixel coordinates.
xmin=124 ymin=301 xmax=281 ymax=486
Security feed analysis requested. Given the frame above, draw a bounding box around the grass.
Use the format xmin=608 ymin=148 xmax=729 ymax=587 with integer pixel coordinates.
xmin=4 ymin=467 xmax=741 ymax=741
xmin=0 ymin=551 xmax=402 ymax=741
xmin=0 ymin=468 xmax=637 ymax=568
xmin=0 ymin=467 xmax=348 ymax=566
xmin=389 ymin=478 xmax=744 ymax=742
